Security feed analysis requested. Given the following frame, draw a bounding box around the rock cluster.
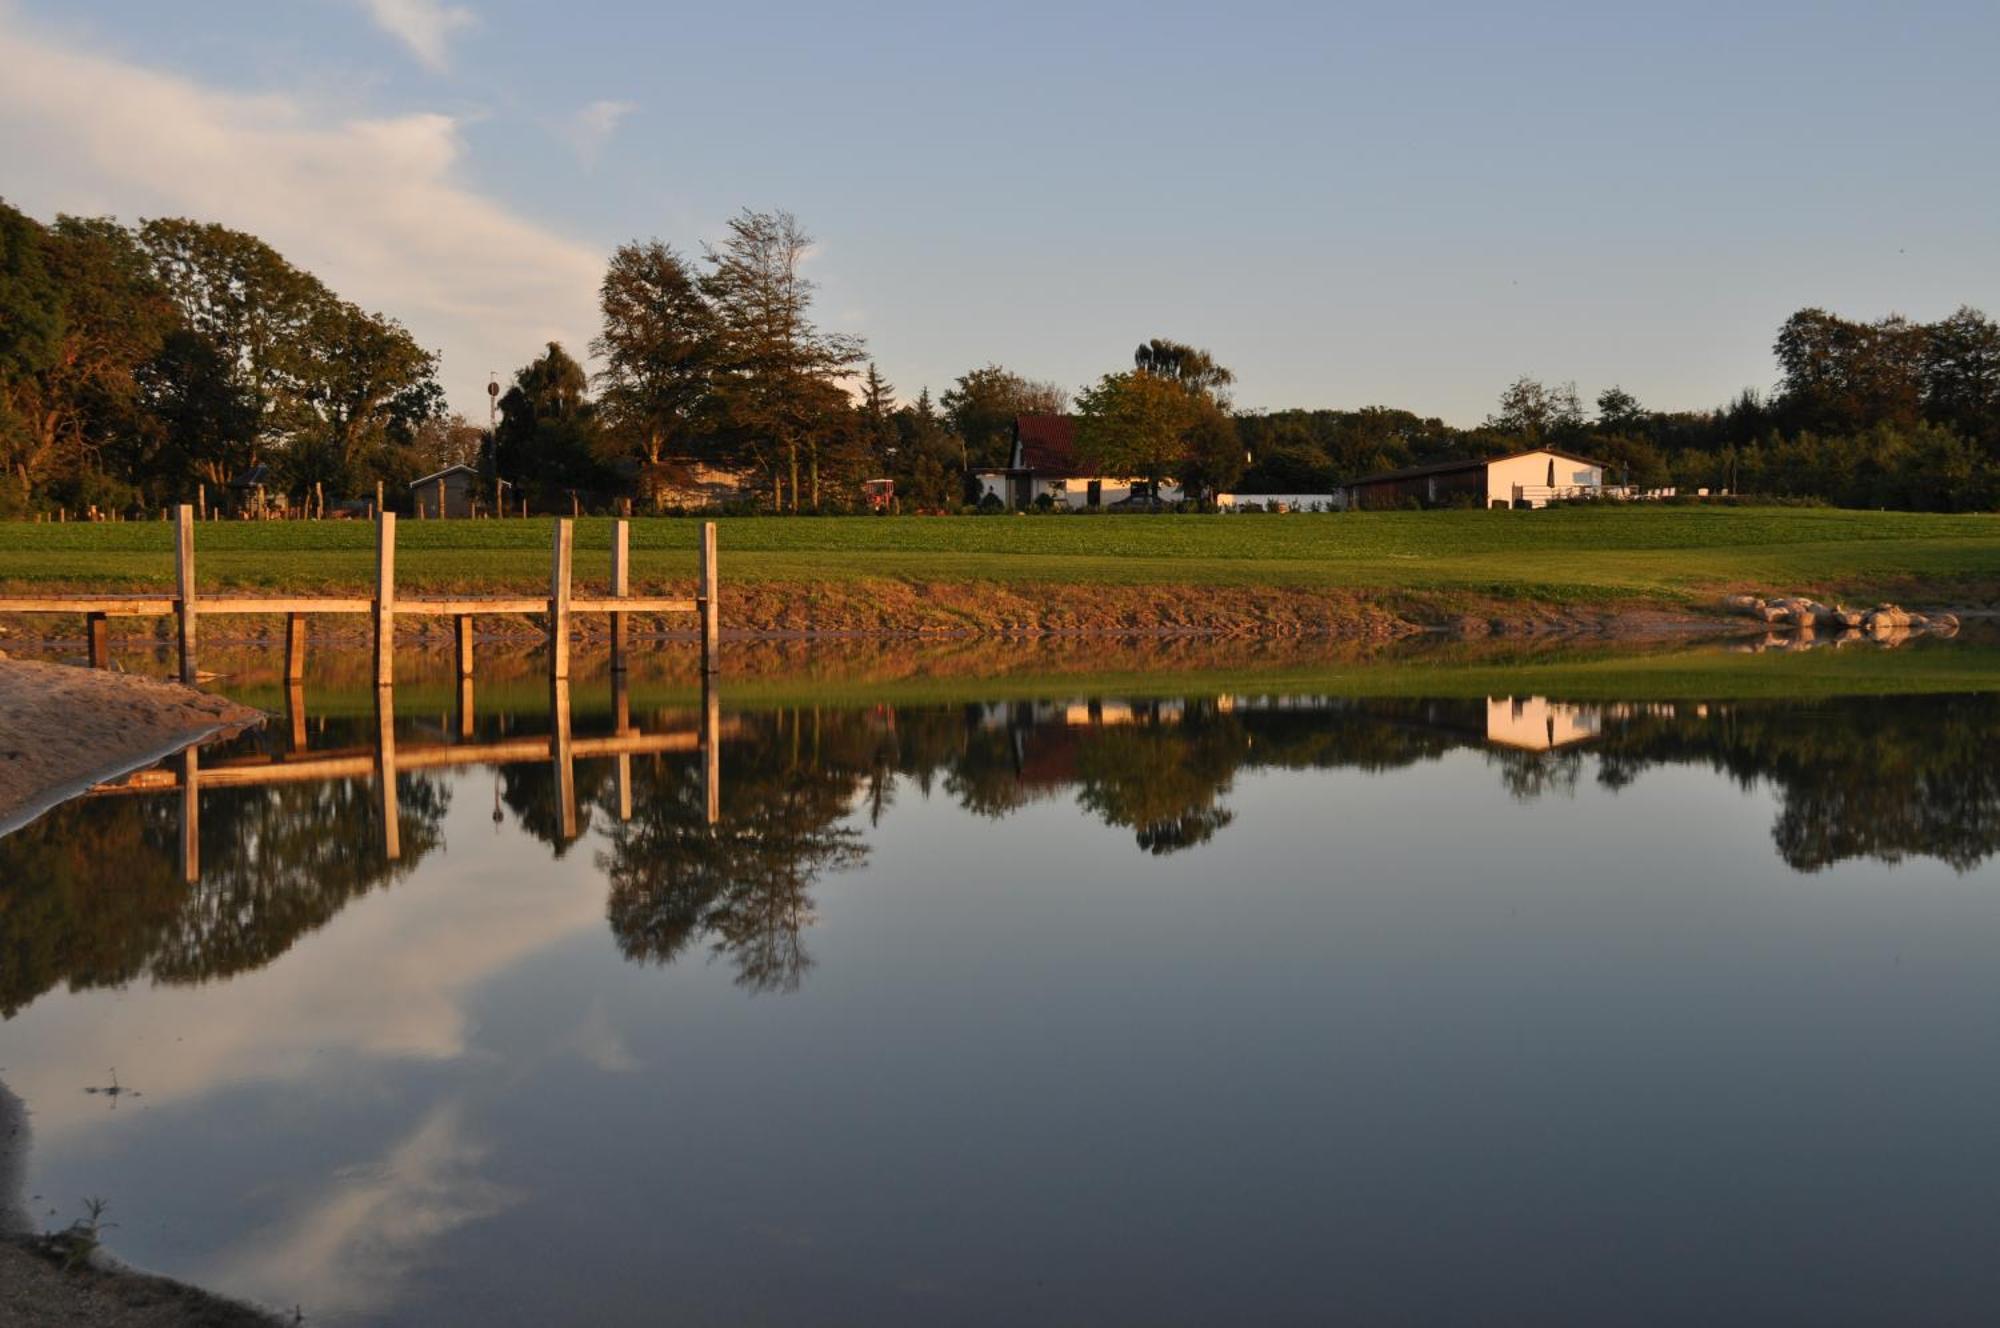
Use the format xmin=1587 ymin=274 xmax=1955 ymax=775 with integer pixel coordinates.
xmin=1723 ymin=594 xmax=1959 ymax=637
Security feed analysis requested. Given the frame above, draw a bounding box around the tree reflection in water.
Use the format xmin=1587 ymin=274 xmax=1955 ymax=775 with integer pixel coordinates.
xmin=2 ymin=688 xmax=1995 ymax=1015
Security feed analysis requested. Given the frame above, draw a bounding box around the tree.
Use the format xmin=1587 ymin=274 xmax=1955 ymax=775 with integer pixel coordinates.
xmin=859 ymin=360 xmax=897 ymax=466
xmin=591 ymin=241 xmax=717 ymax=488
xmin=494 ymin=342 xmax=606 ymax=501
xmin=701 ymin=209 xmax=864 ymax=510
xmin=1595 ymin=385 xmax=1645 ymax=434
xmin=1134 ymin=338 xmax=1235 ymax=398
xmin=940 ymin=364 xmax=1068 ymax=470
xmin=1486 ymin=376 xmax=1584 ymax=442
xmin=1073 ymin=370 xmax=1200 ymax=498
xmin=1921 ymin=305 xmax=2000 ymax=448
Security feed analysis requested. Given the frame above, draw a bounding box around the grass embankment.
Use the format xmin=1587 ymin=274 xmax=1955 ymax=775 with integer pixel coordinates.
xmin=1 ymin=507 xmax=1995 ymax=635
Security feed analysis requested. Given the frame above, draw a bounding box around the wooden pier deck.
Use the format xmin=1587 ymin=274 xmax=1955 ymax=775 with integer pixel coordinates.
xmin=0 ymin=506 xmax=720 ymax=683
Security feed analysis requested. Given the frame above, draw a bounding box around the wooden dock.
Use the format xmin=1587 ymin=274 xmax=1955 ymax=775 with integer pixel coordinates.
xmin=3 ymin=505 xmax=720 ymax=684
xmin=88 ymin=671 xmax=727 ymax=883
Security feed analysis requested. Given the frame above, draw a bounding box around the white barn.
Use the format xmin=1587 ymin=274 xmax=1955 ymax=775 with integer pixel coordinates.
xmin=973 ymin=415 xmax=1184 ymax=510
xmin=1341 ymin=448 xmax=1608 ymax=510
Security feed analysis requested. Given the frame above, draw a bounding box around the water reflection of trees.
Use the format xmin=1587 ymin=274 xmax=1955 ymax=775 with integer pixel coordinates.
xmin=5 ymin=690 xmax=1994 ymax=1017
xmin=0 ymin=775 xmax=447 ymax=1017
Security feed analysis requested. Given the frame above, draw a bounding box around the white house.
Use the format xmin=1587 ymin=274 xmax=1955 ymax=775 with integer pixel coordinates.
xmin=1340 ymin=448 xmax=1608 ymax=510
xmin=973 ymin=415 xmax=1185 ymax=510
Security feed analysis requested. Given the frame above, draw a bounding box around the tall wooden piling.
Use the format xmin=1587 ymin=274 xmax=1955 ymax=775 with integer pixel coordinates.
xmin=175 ymin=504 xmax=198 ymax=684
xmin=609 ymin=519 xmax=630 ymax=673
xmin=551 ymin=676 xmax=577 ymax=841
xmin=285 ymin=613 xmax=307 ymax=682
xmin=455 ymin=614 xmax=475 ymax=677
xmin=180 ymin=745 xmax=200 ymax=883
xmin=699 ymin=520 xmax=719 ymax=673
xmin=86 ymin=612 xmax=108 ymax=669
xmin=374 ymin=513 xmax=397 ymax=686
xmin=376 ymin=685 xmax=400 ymax=861
xmin=549 ymin=519 xmax=574 ymax=680
xmin=286 ymin=680 xmax=308 ymax=753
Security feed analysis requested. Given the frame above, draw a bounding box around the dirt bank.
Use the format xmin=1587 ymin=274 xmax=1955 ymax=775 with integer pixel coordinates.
xmin=0 ymin=578 xmax=1742 ymax=649
xmin=1 ymin=1082 xmax=279 ymax=1327
xmin=0 ymin=660 xmax=263 ymax=835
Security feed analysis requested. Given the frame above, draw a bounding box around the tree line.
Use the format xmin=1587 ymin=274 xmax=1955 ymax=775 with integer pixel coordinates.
xmin=4 ymin=194 xmax=1995 ymax=515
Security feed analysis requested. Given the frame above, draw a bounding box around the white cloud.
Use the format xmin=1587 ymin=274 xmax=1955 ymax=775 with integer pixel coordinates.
xmin=0 ymin=10 xmax=602 ymax=413
xmin=206 ymin=1101 xmax=520 ymax=1317
xmin=355 ymin=0 xmax=476 ymax=71
xmin=562 ymin=98 xmax=637 ymax=168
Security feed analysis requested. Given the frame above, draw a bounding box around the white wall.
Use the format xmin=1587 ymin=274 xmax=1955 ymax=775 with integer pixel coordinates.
xmin=1216 ymin=493 xmax=1347 ymax=512
xmin=1033 ymin=477 xmax=1183 ymax=509
xmin=1485 ymin=452 xmax=1604 ymax=508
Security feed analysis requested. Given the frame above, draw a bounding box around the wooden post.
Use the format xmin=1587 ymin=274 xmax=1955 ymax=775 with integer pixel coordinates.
xmin=197 ymin=484 xmax=206 ymax=522
xmin=376 ymin=684 xmax=400 ymax=861
xmin=180 ymin=745 xmax=200 ymax=884
xmin=287 ymin=680 xmax=308 ymax=753
xmin=285 ymin=613 xmax=307 ymax=682
xmin=609 ymin=518 xmax=630 ymax=672
xmin=457 ymin=673 xmax=475 ymax=741
xmin=702 ymin=672 xmax=721 ymax=826
xmin=551 ymin=676 xmax=577 ymax=842
xmin=549 ymin=518 xmax=573 ymax=681
xmin=315 ymin=481 xmax=324 ymax=519
xmin=699 ymin=520 xmax=719 ymax=673
xmin=614 ymin=669 xmax=633 ymax=823
xmin=375 ymin=480 xmax=385 ymax=518
xmin=455 ymin=614 xmax=475 ymax=677
xmin=571 ymin=493 xmax=580 ymax=518
xmin=86 ymin=612 xmax=108 ymax=669
xmin=436 ymin=477 xmax=447 ymax=520
xmin=175 ymin=504 xmax=198 ymax=684
xmin=374 ymin=512 xmax=396 ymax=686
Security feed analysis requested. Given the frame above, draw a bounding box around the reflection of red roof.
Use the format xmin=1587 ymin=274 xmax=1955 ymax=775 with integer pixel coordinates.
xmin=1015 ymin=415 xmax=1081 ymax=477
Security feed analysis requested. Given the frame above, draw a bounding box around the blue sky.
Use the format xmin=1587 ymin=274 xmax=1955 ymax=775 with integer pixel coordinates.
xmin=3 ymin=0 xmax=1996 ymax=422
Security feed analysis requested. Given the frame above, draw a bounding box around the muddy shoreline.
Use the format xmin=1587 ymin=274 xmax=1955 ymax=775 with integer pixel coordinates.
xmin=0 ymin=659 xmax=264 ymax=835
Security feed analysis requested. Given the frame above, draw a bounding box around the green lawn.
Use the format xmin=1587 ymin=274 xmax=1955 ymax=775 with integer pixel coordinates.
xmin=1 ymin=507 xmax=1995 ymax=603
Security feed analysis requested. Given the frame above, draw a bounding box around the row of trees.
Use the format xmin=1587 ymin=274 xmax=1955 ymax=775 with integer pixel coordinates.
xmin=4 ymin=191 xmax=1995 ymax=514
xmin=0 ymin=203 xmax=457 ymax=516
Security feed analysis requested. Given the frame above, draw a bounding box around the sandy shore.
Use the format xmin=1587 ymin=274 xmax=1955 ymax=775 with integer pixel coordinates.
xmin=0 ymin=658 xmax=264 ymax=836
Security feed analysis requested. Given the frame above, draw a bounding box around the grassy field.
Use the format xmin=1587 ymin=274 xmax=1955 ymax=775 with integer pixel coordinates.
xmin=1 ymin=506 xmax=1995 ymax=607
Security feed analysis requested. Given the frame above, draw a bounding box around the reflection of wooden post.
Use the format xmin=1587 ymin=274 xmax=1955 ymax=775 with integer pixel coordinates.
xmin=180 ymin=744 xmax=200 ymax=884
xmin=374 ymin=513 xmax=396 ymax=686
xmin=287 ymin=680 xmax=308 ymax=752
xmin=699 ymin=520 xmax=719 ymax=674
xmin=175 ymin=504 xmax=198 ymax=684
xmin=457 ymin=673 xmax=475 ymax=740
xmin=614 ymin=668 xmax=633 ymax=822
xmin=551 ymin=676 xmax=576 ymax=842
xmin=285 ymin=612 xmax=307 ymax=682
xmin=549 ymin=519 xmax=573 ymax=681
xmin=609 ymin=518 xmax=630 ymax=673
xmin=703 ymin=673 xmax=720 ymax=826
xmin=86 ymin=612 xmax=108 ymax=669
xmin=455 ymin=614 xmax=474 ymax=677
xmin=376 ymin=684 xmax=400 ymax=861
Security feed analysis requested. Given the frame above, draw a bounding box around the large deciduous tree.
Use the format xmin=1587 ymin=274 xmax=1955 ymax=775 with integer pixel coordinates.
xmin=701 ymin=209 xmax=864 ymax=510
xmin=940 ymin=364 xmax=1068 ymax=470
xmin=592 ymin=241 xmax=717 ymax=493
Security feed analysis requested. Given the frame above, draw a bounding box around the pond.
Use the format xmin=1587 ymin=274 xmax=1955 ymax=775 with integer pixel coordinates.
xmin=3 ymin=648 xmax=2000 ymax=1324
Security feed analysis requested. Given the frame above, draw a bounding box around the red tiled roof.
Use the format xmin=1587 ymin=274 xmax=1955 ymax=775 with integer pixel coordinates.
xmin=1015 ymin=414 xmax=1082 ymax=477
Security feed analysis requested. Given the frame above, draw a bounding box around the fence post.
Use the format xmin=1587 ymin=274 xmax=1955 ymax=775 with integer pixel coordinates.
xmin=374 ymin=512 xmax=396 ymax=686
xmin=699 ymin=520 xmax=719 ymax=674
xmin=550 ymin=518 xmax=573 ymax=680
xmin=609 ymin=518 xmax=630 ymax=672
xmin=175 ymin=504 xmax=198 ymax=684
xmin=285 ymin=612 xmax=307 ymax=682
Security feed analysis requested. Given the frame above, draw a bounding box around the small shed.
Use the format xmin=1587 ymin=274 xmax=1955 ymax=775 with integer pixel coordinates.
xmin=410 ymin=464 xmax=492 ymax=519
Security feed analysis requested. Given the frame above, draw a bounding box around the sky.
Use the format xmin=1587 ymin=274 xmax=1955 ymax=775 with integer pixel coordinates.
xmin=1 ymin=0 xmax=1995 ymax=425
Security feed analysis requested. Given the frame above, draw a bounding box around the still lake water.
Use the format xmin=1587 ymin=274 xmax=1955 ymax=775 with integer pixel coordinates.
xmin=4 ymin=655 xmax=2000 ymax=1325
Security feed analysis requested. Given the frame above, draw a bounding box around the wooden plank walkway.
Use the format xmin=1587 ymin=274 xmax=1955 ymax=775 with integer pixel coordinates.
xmin=0 ymin=507 xmax=720 ymax=682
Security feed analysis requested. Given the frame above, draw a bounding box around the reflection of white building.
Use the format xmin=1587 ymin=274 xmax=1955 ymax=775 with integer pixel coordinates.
xmin=1485 ymin=696 xmax=1603 ymax=751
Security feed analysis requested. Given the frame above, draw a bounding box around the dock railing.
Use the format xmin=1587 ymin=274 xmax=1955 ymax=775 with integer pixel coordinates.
xmin=0 ymin=507 xmax=721 ymax=685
